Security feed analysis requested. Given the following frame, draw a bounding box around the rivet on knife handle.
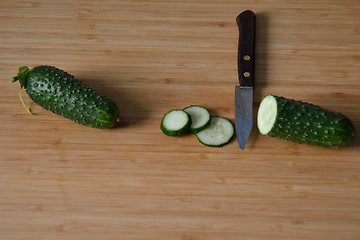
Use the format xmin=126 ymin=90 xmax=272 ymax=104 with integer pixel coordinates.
xmin=236 ymin=10 xmax=255 ymax=88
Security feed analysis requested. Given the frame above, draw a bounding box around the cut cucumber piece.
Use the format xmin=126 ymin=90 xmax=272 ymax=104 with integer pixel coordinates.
xmin=161 ymin=109 xmax=191 ymax=136
xmin=257 ymin=95 xmax=277 ymax=135
xmin=257 ymin=95 xmax=356 ymax=148
xmin=183 ymin=105 xmax=211 ymax=132
xmin=195 ymin=116 xmax=234 ymax=147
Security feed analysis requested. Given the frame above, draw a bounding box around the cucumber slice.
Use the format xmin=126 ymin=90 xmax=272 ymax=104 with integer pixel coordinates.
xmin=257 ymin=95 xmax=356 ymax=148
xmin=161 ymin=109 xmax=191 ymax=136
xmin=183 ymin=105 xmax=211 ymax=132
xmin=195 ymin=116 xmax=234 ymax=147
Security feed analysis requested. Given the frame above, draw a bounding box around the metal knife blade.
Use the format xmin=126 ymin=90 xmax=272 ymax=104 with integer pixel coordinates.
xmin=235 ymin=10 xmax=256 ymax=150
xmin=235 ymin=86 xmax=253 ymax=150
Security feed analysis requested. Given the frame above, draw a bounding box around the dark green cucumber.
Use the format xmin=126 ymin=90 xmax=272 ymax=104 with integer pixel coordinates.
xmin=257 ymin=95 xmax=355 ymax=148
xmin=11 ymin=65 xmax=119 ymax=129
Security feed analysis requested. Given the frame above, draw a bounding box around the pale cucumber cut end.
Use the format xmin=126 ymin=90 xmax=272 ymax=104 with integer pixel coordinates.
xmin=257 ymin=95 xmax=277 ymax=135
xmin=196 ymin=116 xmax=234 ymax=147
xmin=163 ymin=110 xmax=189 ymax=131
xmin=183 ymin=105 xmax=211 ymax=131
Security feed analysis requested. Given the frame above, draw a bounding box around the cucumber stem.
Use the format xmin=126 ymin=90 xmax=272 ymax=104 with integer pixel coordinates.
xmin=18 ymin=88 xmax=33 ymax=115
xmin=11 ymin=66 xmax=33 ymax=114
xmin=10 ymin=76 xmax=19 ymax=83
xmin=11 ymin=66 xmax=30 ymax=88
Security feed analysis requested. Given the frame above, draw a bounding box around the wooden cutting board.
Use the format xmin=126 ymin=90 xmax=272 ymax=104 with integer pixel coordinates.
xmin=1 ymin=0 xmax=359 ymax=239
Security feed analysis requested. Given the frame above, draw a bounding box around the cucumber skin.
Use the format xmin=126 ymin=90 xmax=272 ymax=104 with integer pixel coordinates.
xmin=265 ymin=95 xmax=355 ymax=148
xmin=24 ymin=65 xmax=119 ymax=129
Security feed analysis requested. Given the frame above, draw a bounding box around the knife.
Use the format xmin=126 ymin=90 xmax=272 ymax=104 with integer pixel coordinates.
xmin=235 ymin=10 xmax=256 ymax=150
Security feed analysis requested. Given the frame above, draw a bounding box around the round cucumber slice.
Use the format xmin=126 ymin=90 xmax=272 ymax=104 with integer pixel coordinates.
xmin=161 ymin=109 xmax=191 ymax=136
xmin=195 ymin=116 xmax=234 ymax=147
xmin=183 ymin=105 xmax=211 ymax=132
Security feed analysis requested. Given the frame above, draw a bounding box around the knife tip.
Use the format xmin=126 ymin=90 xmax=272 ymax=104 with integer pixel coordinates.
xmin=239 ymin=143 xmax=246 ymax=151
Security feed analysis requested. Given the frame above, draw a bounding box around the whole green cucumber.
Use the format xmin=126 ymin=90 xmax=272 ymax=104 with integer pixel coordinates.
xmin=11 ymin=65 xmax=119 ymax=129
xmin=257 ymin=95 xmax=355 ymax=148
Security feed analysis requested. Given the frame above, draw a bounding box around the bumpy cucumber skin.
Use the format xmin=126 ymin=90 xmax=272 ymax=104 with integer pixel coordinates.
xmin=160 ymin=110 xmax=192 ymax=137
xmin=266 ymin=95 xmax=355 ymax=148
xmin=24 ymin=65 xmax=119 ymax=129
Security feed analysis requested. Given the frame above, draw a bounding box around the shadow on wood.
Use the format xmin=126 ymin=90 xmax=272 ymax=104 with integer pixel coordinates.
xmin=78 ymin=76 xmax=150 ymax=129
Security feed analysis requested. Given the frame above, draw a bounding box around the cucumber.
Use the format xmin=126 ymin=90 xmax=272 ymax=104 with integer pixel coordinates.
xmin=183 ymin=105 xmax=211 ymax=132
xmin=11 ymin=65 xmax=119 ymax=129
xmin=195 ymin=116 xmax=234 ymax=147
xmin=257 ymin=95 xmax=355 ymax=148
xmin=161 ymin=109 xmax=191 ymax=136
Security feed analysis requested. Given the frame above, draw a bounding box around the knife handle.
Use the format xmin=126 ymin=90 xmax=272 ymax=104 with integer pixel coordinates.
xmin=236 ymin=10 xmax=255 ymax=88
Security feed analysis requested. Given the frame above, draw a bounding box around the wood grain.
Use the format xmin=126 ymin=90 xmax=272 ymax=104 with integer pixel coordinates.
xmin=1 ymin=0 xmax=359 ymax=239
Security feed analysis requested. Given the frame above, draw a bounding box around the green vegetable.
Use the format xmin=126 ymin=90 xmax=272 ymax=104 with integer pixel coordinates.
xmin=257 ymin=95 xmax=355 ymax=148
xmin=161 ymin=105 xmax=234 ymax=147
xmin=183 ymin=105 xmax=211 ymax=132
xmin=161 ymin=109 xmax=191 ymax=136
xmin=11 ymin=65 xmax=119 ymax=129
xmin=195 ymin=116 xmax=234 ymax=147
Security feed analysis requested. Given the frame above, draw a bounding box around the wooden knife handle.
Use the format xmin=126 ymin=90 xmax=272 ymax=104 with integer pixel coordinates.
xmin=236 ymin=10 xmax=255 ymax=88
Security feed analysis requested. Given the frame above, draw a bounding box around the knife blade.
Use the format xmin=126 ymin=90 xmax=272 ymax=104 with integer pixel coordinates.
xmin=235 ymin=10 xmax=256 ymax=150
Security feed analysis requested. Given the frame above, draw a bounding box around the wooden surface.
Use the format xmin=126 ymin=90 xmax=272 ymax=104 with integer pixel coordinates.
xmin=1 ymin=1 xmax=360 ymax=239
